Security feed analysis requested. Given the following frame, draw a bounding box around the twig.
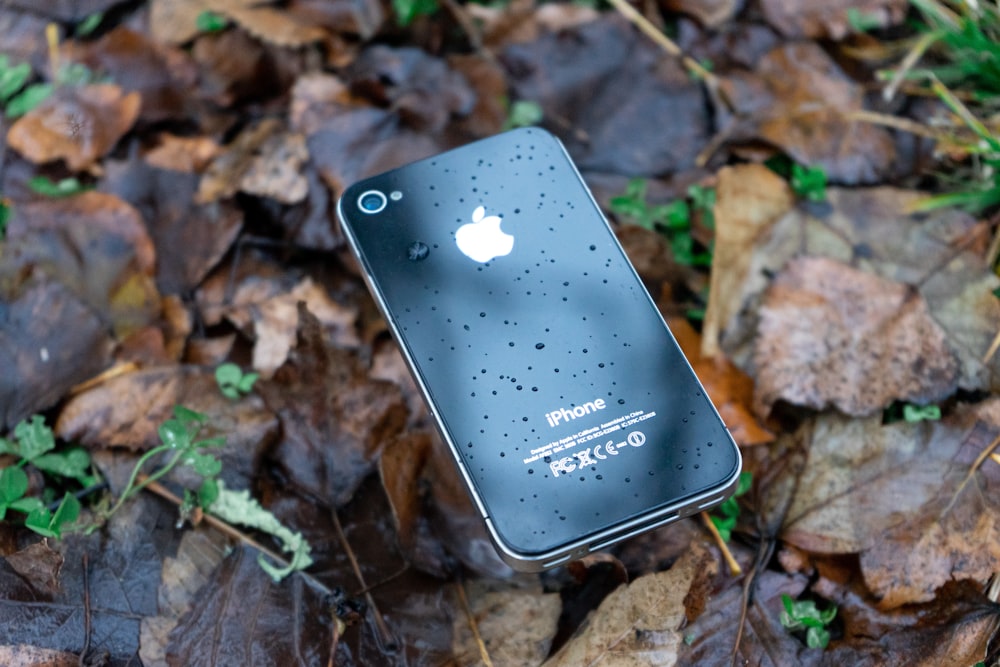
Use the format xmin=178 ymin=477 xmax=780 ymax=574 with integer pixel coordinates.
xmin=604 ymin=0 xmax=733 ymax=112
xmin=454 ymin=579 xmax=494 ymax=667
xmin=68 ymin=362 xmax=139 ymax=396
xmin=331 ymin=509 xmax=397 ymax=652
xmin=700 ymin=512 xmax=742 ymax=576
xmin=984 ymin=328 xmax=1000 ymax=365
xmin=945 ymin=432 xmax=1000 ymax=515
xmin=78 ymin=552 xmax=91 ymax=667
xmin=882 ymin=30 xmax=942 ymax=102
xmin=847 ymin=109 xmax=949 ymax=140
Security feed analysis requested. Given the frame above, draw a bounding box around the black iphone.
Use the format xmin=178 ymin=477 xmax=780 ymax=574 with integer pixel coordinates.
xmin=337 ymin=127 xmax=741 ymax=571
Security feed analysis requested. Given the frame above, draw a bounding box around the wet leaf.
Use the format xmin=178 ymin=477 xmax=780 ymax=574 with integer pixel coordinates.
xmin=702 ymin=163 xmax=794 ymax=359
xmin=7 ymin=83 xmax=141 ymax=172
xmin=542 ymin=542 xmax=715 ymax=667
xmin=3 ymin=540 xmax=63 ymax=596
xmin=716 ymin=42 xmax=896 ymax=184
xmin=165 ymin=546 xmax=333 ymax=666
xmin=258 ymin=304 xmax=408 ymax=506
xmin=754 ymin=256 xmax=959 ymax=417
xmin=503 ymin=16 xmax=710 ymax=177
xmin=144 ymin=133 xmax=220 ymax=173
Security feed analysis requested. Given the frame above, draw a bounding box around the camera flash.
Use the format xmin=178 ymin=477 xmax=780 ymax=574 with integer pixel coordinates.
xmin=390 ymin=191 xmax=403 ymax=201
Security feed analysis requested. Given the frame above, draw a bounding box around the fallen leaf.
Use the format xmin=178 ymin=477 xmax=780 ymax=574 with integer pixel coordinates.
xmin=286 ymin=0 xmax=386 ymax=40
xmin=7 ymin=83 xmax=141 ymax=172
xmin=662 ymin=0 xmax=739 ymax=28
xmin=716 ymin=42 xmax=896 ymax=184
xmin=56 ymin=365 xmax=278 ymax=494
xmin=542 ymin=542 xmax=714 ymax=667
xmin=777 ymin=401 xmax=1000 ymax=608
xmin=64 ymin=27 xmax=199 ymax=124
xmin=190 ymin=27 xmax=300 ymax=107
xmin=102 ymin=156 xmax=243 ymax=295
xmin=257 ymin=304 xmax=408 ymax=506
xmin=760 ymin=0 xmax=907 ymax=39
xmin=223 ymin=5 xmax=328 ymax=47
xmin=669 ymin=317 xmax=774 ymax=445
xmin=164 ymin=546 xmax=333 ymax=667
xmin=3 ymin=541 xmax=63 ymax=597
xmin=452 ymin=579 xmax=562 ymax=667
xmin=702 ymin=164 xmax=794 ymax=359
xmin=144 ymin=133 xmax=220 ymax=173
xmin=197 ymin=118 xmax=310 ymax=205
xmin=3 ymin=0 xmax=122 ymax=22
xmin=149 ymin=0 xmax=259 ymax=45
xmin=503 ymin=16 xmax=711 ymax=176
xmin=754 ymin=256 xmax=959 ymax=417
xmin=0 ymin=645 xmax=80 ymax=666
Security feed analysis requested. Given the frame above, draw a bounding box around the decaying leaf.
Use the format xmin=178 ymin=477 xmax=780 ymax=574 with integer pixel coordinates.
xmin=257 ymin=304 xmax=408 ymax=506
xmin=669 ymin=317 xmax=773 ymax=446
xmin=760 ymin=0 xmax=907 ymax=39
xmin=197 ymin=118 xmax=309 ymax=205
xmin=661 ymin=0 xmax=739 ymax=28
xmin=3 ymin=541 xmax=63 ymax=596
xmin=754 ymin=256 xmax=959 ymax=417
xmin=0 ymin=645 xmax=80 ymax=667
xmin=452 ymin=579 xmax=562 ymax=667
xmin=779 ymin=401 xmax=1000 ymax=608
xmin=7 ymin=83 xmax=141 ymax=172
xmin=164 ymin=546 xmax=333 ymax=667
xmin=144 ymin=133 xmax=220 ymax=173
xmin=716 ymin=42 xmax=895 ymax=184
xmin=703 ymin=164 xmax=794 ymax=359
xmin=542 ymin=542 xmax=715 ymax=666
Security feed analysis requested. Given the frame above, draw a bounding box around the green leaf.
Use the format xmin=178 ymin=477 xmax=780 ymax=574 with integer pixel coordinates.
xmin=0 ymin=466 xmax=29 ymax=504
xmin=197 ymin=478 xmax=219 ymax=508
xmin=903 ymin=404 xmax=941 ymax=422
xmin=790 ymin=164 xmax=828 ymax=202
xmin=735 ymin=470 xmax=753 ymax=496
xmin=24 ymin=506 xmax=56 ymax=537
xmin=847 ymin=7 xmax=884 ymax=32
xmin=56 ymin=62 xmax=96 ymax=86
xmin=185 ymin=451 xmax=222 ymax=477
xmin=173 ymin=405 xmax=208 ymax=424
xmin=215 ymin=362 xmax=242 ymax=388
xmin=76 ymin=12 xmax=103 ymax=37
xmin=237 ymin=372 xmax=259 ymax=394
xmin=159 ymin=419 xmax=192 ymax=449
xmin=0 ymin=197 xmax=10 ymax=239
xmin=28 ymin=176 xmax=91 ymax=198
xmin=196 ymin=10 xmax=229 ymax=33
xmin=709 ymin=513 xmax=735 ymax=542
xmin=806 ymin=626 xmax=830 ymax=649
xmin=5 ymin=82 xmax=53 ymax=118
xmin=14 ymin=415 xmax=56 ymax=461
xmin=0 ymin=61 xmax=31 ymax=103
xmin=8 ymin=496 xmax=45 ymax=514
xmin=504 ymin=100 xmax=543 ymax=130
xmin=51 ymin=493 xmax=81 ymax=531
xmin=207 ymin=481 xmax=313 ymax=582
xmin=393 ymin=0 xmax=439 ymax=26
xmin=32 ymin=448 xmax=92 ymax=484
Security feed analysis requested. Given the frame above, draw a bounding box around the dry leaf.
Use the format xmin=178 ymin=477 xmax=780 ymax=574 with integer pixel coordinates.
xmin=662 ymin=0 xmax=739 ymax=28
xmin=760 ymin=0 xmax=907 ymax=39
xmin=224 ymin=5 xmax=327 ymax=47
xmin=145 ymin=133 xmax=221 ymax=172
xmin=7 ymin=84 xmax=141 ymax=172
xmin=717 ymin=42 xmax=895 ymax=184
xmin=778 ymin=402 xmax=1000 ymax=608
xmin=754 ymin=256 xmax=959 ymax=416
xmin=3 ymin=542 xmax=63 ymax=597
xmin=703 ymin=163 xmax=794 ymax=359
xmin=452 ymin=579 xmax=562 ymax=667
xmin=0 ymin=645 xmax=81 ymax=666
xmin=150 ymin=0 xmax=259 ymax=44
xmin=542 ymin=542 xmax=714 ymax=667
xmin=669 ymin=317 xmax=774 ymax=446
xmin=197 ymin=118 xmax=309 ymax=205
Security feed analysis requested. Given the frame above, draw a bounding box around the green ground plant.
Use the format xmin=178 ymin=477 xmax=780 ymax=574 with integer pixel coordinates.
xmin=780 ymin=594 xmax=838 ymax=649
xmin=708 ymin=470 xmax=752 ymax=542
xmin=215 ymin=363 xmax=259 ymax=400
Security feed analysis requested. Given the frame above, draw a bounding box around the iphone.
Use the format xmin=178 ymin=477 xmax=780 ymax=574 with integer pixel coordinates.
xmin=337 ymin=127 xmax=741 ymax=571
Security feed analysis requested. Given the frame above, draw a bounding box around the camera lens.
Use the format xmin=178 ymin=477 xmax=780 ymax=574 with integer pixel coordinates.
xmin=358 ymin=190 xmax=387 ymax=214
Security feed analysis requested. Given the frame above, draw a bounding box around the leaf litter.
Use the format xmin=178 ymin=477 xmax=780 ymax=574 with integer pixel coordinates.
xmin=1 ymin=0 xmax=1000 ymax=665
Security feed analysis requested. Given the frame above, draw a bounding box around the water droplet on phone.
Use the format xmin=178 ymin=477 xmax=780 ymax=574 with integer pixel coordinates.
xmin=535 ymin=343 xmax=545 ymax=350
xmin=676 ymin=464 xmax=684 ymax=470
xmin=618 ymin=399 xmax=625 ymax=405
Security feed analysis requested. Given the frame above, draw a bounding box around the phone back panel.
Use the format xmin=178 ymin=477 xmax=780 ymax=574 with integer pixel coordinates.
xmin=338 ymin=128 xmax=739 ymax=563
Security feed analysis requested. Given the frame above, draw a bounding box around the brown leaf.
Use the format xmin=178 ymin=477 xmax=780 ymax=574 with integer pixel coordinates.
xmin=717 ymin=42 xmax=895 ymax=184
xmin=7 ymin=83 xmax=141 ymax=172
xmin=702 ymin=164 xmax=794 ymax=359
xmin=102 ymin=156 xmax=243 ymax=295
xmin=661 ymin=0 xmax=739 ymax=28
xmin=287 ymin=0 xmax=386 ymax=40
xmin=452 ymin=579 xmax=562 ymax=667
xmin=669 ymin=317 xmax=774 ymax=446
xmin=3 ymin=541 xmax=63 ymax=597
xmin=503 ymin=16 xmax=710 ymax=176
xmin=197 ymin=118 xmax=309 ymax=204
xmin=190 ymin=27 xmax=301 ymax=107
xmin=760 ymin=0 xmax=907 ymax=39
xmin=144 ymin=133 xmax=220 ymax=173
xmin=0 ymin=645 xmax=80 ymax=666
xmin=778 ymin=402 xmax=1000 ymax=608
xmin=542 ymin=542 xmax=715 ymax=667
xmin=258 ymin=304 xmax=408 ymax=506
xmin=150 ymin=0 xmax=259 ymax=44
xmin=224 ymin=5 xmax=328 ymax=47
xmin=165 ymin=547 xmax=333 ymax=667
xmin=754 ymin=256 xmax=959 ymax=416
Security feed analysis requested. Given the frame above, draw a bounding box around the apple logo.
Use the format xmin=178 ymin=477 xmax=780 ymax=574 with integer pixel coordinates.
xmin=455 ymin=205 xmax=514 ymax=263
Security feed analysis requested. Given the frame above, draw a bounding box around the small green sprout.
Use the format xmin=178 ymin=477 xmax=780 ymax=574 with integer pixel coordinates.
xmin=790 ymin=164 xmax=828 ymax=202
xmin=504 ymin=100 xmax=543 ymax=130
xmin=76 ymin=12 xmax=104 ymax=37
xmin=780 ymin=594 xmax=837 ymax=649
xmin=0 ymin=197 xmax=10 ymax=239
xmin=709 ymin=470 xmax=752 ymax=542
xmin=903 ymin=404 xmax=941 ymax=422
xmin=196 ymin=10 xmax=229 ymax=33
xmin=215 ymin=363 xmax=259 ymax=400
xmin=392 ymin=0 xmax=439 ymax=26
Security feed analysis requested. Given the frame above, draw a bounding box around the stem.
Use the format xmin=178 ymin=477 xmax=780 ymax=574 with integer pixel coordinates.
xmin=105 ymin=445 xmax=177 ymax=518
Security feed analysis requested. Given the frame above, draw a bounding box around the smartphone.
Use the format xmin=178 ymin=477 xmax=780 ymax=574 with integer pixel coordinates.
xmin=337 ymin=127 xmax=741 ymax=571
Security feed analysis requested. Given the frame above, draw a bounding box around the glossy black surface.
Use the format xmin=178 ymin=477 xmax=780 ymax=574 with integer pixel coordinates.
xmin=338 ymin=128 xmax=739 ymax=562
